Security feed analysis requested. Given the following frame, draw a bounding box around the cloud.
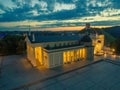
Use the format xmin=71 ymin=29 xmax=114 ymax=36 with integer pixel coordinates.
xmin=0 ymin=0 xmax=120 ymax=26
xmin=100 ymin=8 xmax=120 ymax=17
xmin=53 ymin=3 xmax=76 ymax=12
xmin=11 ymin=0 xmax=32 ymax=8
xmin=33 ymin=9 xmax=81 ymax=21
xmin=0 ymin=3 xmax=10 ymax=13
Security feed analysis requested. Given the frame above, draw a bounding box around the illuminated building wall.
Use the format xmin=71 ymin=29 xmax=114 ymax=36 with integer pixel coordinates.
xmin=34 ymin=47 xmax=63 ymax=68
xmin=26 ymin=33 xmax=94 ymax=68
xmin=26 ymin=43 xmax=36 ymax=66
xmin=90 ymin=34 xmax=104 ymax=54
xmin=48 ymin=51 xmax=63 ymax=68
xmin=63 ymin=48 xmax=87 ymax=64
xmin=30 ymin=45 xmax=94 ymax=68
xmin=94 ymin=35 xmax=104 ymax=54
xmin=35 ymin=47 xmax=43 ymax=66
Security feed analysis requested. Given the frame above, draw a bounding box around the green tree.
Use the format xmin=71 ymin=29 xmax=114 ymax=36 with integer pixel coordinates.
xmin=0 ymin=35 xmax=26 ymax=55
xmin=110 ymin=37 xmax=120 ymax=54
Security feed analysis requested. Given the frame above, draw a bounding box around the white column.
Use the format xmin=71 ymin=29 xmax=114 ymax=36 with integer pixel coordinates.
xmin=52 ymin=55 xmax=54 ymax=66
xmin=78 ymin=49 xmax=80 ymax=60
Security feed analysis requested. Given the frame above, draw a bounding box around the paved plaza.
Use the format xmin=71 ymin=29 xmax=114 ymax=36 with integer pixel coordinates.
xmin=29 ymin=61 xmax=120 ymax=90
xmin=0 ymin=54 xmax=120 ymax=90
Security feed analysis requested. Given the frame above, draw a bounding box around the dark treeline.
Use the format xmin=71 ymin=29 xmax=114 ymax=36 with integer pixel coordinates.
xmin=102 ymin=26 xmax=120 ymax=38
xmin=102 ymin=26 xmax=120 ymax=54
xmin=0 ymin=35 xmax=26 ymax=55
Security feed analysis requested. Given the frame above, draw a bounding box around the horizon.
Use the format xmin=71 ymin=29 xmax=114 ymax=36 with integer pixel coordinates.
xmin=0 ymin=25 xmax=114 ymax=31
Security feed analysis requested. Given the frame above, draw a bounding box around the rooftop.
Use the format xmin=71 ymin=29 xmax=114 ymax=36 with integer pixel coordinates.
xmin=81 ymin=35 xmax=92 ymax=42
xmin=28 ymin=34 xmax=83 ymax=43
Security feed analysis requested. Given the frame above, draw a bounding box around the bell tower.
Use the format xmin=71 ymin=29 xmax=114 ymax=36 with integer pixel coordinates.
xmin=85 ymin=23 xmax=91 ymax=30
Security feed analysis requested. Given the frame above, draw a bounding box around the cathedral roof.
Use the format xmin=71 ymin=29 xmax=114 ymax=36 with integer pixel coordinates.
xmin=81 ymin=35 xmax=92 ymax=42
xmin=28 ymin=34 xmax=83 ymax=43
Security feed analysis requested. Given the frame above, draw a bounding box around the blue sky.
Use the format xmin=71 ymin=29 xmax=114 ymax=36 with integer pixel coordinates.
xmin=0 ymin=0 xmax=120 ymax=28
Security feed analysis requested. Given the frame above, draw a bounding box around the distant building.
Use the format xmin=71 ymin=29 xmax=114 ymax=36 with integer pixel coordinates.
xmin=26 ymin=33 xmax=94 ymax=68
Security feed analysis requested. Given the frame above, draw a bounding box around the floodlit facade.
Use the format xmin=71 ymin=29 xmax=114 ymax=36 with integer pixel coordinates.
xmin=91 ymin=34 xmax=104 ymax=54
xmin=82 ymin=23 xmax=105 ymax=55
xmin=88 ymin=29 xmax=104 ymax=54
xmin=26 ymin=33 xmax=94 ymax=68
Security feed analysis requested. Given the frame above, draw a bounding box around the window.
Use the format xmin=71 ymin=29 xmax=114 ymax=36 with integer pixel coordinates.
xmin=98 ymin=40 xmax=101 ymax=43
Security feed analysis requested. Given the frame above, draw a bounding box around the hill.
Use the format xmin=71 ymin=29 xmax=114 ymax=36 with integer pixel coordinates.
xmin=78 ymin=27 xmax=116 ymax=46
xmin=102 ymin=26 xmax=120 ymax=38
xmin=102 ymin=30 xmax=116 ymax=46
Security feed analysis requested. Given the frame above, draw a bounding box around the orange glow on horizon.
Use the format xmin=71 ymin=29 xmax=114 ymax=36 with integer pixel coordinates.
xmin=41 ymin=26 xmax=112 ymax=31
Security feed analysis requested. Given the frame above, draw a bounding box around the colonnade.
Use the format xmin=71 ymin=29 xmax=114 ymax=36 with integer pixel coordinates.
xmin=63 ymin=48 xmax=86 ymax=64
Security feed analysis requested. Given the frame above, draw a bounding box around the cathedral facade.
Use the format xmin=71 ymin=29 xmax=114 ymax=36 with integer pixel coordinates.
xmin=26 ymin=23 xmax=104 ymax=68
xmin=26 ymin=33 xmax=94 ymax=68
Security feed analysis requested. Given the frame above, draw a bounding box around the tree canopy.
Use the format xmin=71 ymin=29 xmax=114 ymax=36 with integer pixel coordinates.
xmin=0 ymin=35 xmax=26 ymax=55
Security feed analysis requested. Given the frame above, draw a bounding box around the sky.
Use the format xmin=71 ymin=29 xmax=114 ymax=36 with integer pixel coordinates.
xmin=0 ymin=0 xmax=120 ymax=30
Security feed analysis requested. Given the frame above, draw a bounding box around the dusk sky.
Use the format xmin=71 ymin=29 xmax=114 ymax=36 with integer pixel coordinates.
xmin=0 ymin=0 xmax=120 ymax=29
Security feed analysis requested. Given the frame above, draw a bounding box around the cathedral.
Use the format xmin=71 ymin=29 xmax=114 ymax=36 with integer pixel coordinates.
xmin=26 ymin=24 xmax=104 ymax=68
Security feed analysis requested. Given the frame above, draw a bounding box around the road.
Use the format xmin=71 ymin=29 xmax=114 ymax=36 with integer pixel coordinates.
xmin=94 ymin=52 xmax=120 ymax=61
